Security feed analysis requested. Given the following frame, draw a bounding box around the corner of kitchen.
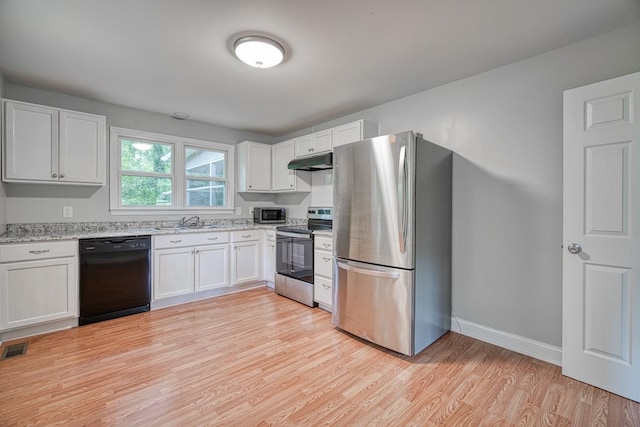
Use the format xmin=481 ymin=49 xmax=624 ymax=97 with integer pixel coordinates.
xmin=0 ymin=4 xmax=638 ymax=423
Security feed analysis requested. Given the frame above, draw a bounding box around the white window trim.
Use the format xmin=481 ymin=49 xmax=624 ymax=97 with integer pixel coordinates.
xmin=109 ymin=126 xmax=235 ymax=215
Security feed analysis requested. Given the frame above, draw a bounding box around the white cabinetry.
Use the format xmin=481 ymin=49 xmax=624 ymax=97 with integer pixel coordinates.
xmin=294 ymin=129 xmax=332 ymax=158
xmin=263 ymin=229 xmax=276 ymax=288
xmin=0 ymin=240 xmax=78 ymax=331
xmin=3 ymin=99 xmax=106 ymax=185
xmin=313 ymin=235 xmax=333 ymax=310
xmin=236 ymin=141 xmax=272 ymax=192
xmin=153 ymin=232 xmax=229 ymax=300
xmin=272 ymin=139 xmax=311 ymax=192
xmin=331 ymin=120 xmax=378 ymax=149
xmin=231 ymin=230 xmax=261 ymax=285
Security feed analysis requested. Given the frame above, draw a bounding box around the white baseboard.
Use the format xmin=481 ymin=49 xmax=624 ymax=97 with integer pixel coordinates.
xmin=450 ymin=317 xmax=562 ymax=366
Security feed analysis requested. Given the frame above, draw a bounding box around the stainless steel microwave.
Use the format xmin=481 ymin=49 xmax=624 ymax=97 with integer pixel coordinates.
xmin=253 ymin=207 xmax=286 ymax=224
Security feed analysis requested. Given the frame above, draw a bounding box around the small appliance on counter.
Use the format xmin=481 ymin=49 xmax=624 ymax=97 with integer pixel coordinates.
xmin=274 ymin=207 xmax=333 ymax=307
xmin=253 ymin=207 xmax=286 ymax=224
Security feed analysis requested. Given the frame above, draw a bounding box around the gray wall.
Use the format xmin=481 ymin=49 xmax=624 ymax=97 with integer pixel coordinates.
xmin=294 ymin=22 xmax=640 ymax=347
xmin=2 ymin=85 xmax=311 ymax=222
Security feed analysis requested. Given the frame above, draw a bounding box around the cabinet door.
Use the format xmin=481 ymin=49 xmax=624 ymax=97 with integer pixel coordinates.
xmin=153 ymin=247 xmax=194 ymax=300
xmin=59 ymin=110 xmax=106 ymax=184
xmin=294 ymin=135 xmax=313 ymax=158
xmin=195 ymin=244 xmax=229 ymax=291
xmin=0 ymin=257 xmax=77 ymax=330
xmin=232 ymin=241 xmax=261 ymax=285
xmin=332 ymin=121 xmax=362 ymax=148
xmin=272 ymin=139 xmax=296 ymax=191
xmin=312 ymin=130 xmax=332 ymax=154
xmin=264 ymin=241 xmax=276 ymax=285
xmin=247 ymin=143 xmax=272 ymax=191
xmin=3 ymin=101 xmax=58 ymax=182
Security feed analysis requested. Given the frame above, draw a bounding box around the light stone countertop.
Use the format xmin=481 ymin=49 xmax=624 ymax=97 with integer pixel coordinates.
xmin=0 ymin=224 xmax=280 ymax=244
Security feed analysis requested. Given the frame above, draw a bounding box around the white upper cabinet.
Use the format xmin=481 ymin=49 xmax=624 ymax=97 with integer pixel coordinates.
xmin=331 ymin=120 xmax=379 ymax=149
xmin=3 ymin=99 xmax=106 ymax=185
xmin=272 ymin=139 xmax=311 ymax=192
xmin=294 ymin=129 xmax=332 ymax=158
xmin=235 ymin=140 xmax=272 ymax=192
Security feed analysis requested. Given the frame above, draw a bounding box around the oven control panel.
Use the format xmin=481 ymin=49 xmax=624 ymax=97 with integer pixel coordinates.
xmin=308 ymin=207 xmax=333 ymax=220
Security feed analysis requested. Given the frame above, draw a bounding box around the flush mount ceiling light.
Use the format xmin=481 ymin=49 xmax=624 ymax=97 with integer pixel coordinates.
xmin=233 ymin=35 xmax=285 ymax=68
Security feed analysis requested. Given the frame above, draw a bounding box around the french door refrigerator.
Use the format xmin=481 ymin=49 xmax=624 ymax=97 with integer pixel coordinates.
xmin=332 ymin=131 xmax=452 ymax=356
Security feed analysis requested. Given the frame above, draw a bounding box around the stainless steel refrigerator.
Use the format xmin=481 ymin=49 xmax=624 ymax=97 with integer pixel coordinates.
xmin=332 ymin=131 xmax=452 ymax=356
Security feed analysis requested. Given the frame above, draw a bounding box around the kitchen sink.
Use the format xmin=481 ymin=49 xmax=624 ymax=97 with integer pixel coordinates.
xmin=151 ymin=225 xmax=223 ymax=231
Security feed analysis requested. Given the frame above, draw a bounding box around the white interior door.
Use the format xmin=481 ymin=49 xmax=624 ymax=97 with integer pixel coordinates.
xmin=563 ymin=71 xmax=640 ymax=402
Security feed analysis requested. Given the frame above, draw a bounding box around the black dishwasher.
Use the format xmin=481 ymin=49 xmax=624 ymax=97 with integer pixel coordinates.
xmin=79 ymin=236 xmax=151 ymax=325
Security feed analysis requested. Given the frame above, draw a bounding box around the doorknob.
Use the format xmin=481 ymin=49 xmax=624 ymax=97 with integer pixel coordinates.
xmin=568 ymin=243 xmax=582 ymax=254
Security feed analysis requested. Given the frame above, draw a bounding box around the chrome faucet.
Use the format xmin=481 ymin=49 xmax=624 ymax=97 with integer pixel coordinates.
xmin=179 ymin=215 xmax=200 ymax=227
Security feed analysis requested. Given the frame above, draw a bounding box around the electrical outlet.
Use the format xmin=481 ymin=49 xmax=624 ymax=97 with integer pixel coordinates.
xmin=235 ymin=207 xmax=242 ymax=215
xmin=63 ymin=206 xmax=73 ymax=218
xmin=250 ymin=207 xmax=254 ymax=215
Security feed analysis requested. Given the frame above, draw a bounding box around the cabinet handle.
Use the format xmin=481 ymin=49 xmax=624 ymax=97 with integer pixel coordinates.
xmin=207 ymin=237 xmax=218 ymax=241
xmin=290 ymin=184 xmax=293 ymax=188
xmin=322 ymin=284 xmax=331 ymax=290
xmin=322 ymin=243 xmax=331 ymax=248
xmin=51 ymin=173 xmax=58 ymax=178
xmin=322 ymin=257 xmax=331 ymax=262
xmin=242 ymin=234 xmax=251 ymax=238
xmin=170 ymin=240 xmax=182 ymax=243
xmin=29 ymin=249 xmax=50 ymax=255
xmin=249 ymin=185 xmax=252 ymax=189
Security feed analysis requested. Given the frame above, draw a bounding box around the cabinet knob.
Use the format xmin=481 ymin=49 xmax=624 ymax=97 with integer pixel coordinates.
xmin=51 ymin=173 xmax=58 ymax=178
xmin=290 ymin=184 xmax=293 ymax=188
xmin=249 ymin=185 xmax=252 ymax=188
xmin=60 ymin=174 xmax=65 ymax=178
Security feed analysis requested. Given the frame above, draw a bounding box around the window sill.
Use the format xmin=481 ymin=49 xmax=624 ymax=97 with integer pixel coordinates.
xmin=110 ymin=208 xmax=235 ymax=216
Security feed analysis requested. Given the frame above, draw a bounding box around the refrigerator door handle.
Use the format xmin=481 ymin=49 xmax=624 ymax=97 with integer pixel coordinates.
xmin=398 ymin=145 xmax=408 ymax=253
xmin=337 ymin=260 xmax=401 ymax=279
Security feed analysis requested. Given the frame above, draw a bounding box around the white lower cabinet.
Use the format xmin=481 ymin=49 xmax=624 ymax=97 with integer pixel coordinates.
xmin=263 ymin=229 xmax=276 ymax=288
xmin=0 ymin=240 xmax=78 ymax=331
xmin=153 ymin=246 xmax=195 ymax=299
xmin=231 ymin=230 xmax=261 ymax=285
xmin=153 ymin=232 xmax=230 ymax=301
xmin=313 ymin=235 xmax=333 ymax=310
xmin=195 ymin=244 xmax=229 ymax=291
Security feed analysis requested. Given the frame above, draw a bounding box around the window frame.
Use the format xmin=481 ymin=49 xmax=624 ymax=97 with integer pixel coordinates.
xmin=109 ymin=126 xmax=235 ymax=215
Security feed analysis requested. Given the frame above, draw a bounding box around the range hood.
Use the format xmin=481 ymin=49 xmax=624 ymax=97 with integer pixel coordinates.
xmin=287 ymin=152 xmax=333 ymax=171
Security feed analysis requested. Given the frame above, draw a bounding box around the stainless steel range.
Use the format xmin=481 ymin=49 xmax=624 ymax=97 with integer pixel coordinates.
xmin=275 ymin=207 xmax=332 ymax=307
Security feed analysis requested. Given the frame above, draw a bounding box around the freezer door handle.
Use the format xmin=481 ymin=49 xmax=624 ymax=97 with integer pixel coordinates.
xmin=336 ymin=260 xmax=400 ymax=279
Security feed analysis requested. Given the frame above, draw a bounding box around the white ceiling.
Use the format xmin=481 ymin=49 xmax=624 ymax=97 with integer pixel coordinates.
xmin=1 ymin=0 xmax=639 ymax=136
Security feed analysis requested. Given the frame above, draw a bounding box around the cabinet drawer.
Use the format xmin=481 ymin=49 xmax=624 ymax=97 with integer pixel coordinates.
xmin=314 ymin=236 xmax=333 ymax=251
xmin=265 ymin=229 xmax=276 ymax=241
xmin=314 ymin=276 xmax=332 ymax=307
xmin=191 ymin=232 xmax=229 ymax=246
xmin=153 ymin=233 xmax=204 ymax=249
xmin=314 ymin=249 xmax=333 ymax=278
xmin=0 ymin=240 xmax=77 ymax=263
xmin=231 ymin=229 xmax=260 ymax=242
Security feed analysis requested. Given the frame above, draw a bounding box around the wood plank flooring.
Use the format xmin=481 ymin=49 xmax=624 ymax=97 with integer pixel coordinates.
xmin=0 ymin=287 xmax=638 ymax=426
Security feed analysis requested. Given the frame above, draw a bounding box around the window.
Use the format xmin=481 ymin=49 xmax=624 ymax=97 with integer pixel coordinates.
xmin=185 ymin=146 xmax=226 ymax=208
xmin=110 ymin=127 xmax=234 ymax=214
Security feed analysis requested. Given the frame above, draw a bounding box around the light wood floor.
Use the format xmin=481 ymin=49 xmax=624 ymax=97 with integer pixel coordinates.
xmin=1 ymin=287 xmax=638 ymax=426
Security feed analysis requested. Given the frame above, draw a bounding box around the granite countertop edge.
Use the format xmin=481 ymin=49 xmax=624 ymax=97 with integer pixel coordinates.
xmin=0 ymin=224 xmax=280 ymax=244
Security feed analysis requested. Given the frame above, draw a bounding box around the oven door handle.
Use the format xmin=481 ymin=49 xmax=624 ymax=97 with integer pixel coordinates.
xmin=276 ymin=231 xmax=313 ymax=239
